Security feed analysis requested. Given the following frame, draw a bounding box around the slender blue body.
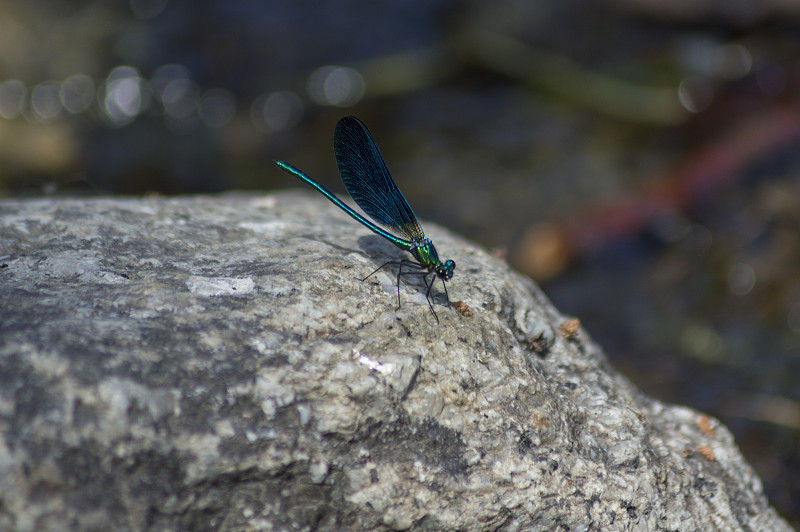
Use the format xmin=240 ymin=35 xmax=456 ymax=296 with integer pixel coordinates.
xmin=275 ymin=116 xmax=455 ymax=321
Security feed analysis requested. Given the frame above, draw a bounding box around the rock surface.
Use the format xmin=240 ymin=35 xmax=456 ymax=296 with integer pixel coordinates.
xmin=0 ymin=194 xmax=792 ymax=532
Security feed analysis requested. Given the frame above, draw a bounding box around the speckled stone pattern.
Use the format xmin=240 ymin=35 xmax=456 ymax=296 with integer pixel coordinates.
xmin=0 ymin=195 xmax=791 ymax=531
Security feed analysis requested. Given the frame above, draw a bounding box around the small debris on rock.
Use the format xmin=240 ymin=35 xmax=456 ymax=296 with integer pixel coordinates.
xmin=560 ymin=318 xmax=581 ymax=339
xmin=451 ymin=301 xmax=473 ymax=317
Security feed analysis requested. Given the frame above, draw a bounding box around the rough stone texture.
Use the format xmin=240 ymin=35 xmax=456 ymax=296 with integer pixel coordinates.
xmin=0 ymin=194 xmax=792 ymax=532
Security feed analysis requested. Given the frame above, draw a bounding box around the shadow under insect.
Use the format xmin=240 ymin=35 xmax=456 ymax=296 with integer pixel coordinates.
xmin=356 ymin=234 xmax=453 ymax=318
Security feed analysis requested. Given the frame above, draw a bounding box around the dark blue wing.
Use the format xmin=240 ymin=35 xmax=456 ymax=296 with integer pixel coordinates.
xmin=334 ymin=116 xmax=425 ymax=241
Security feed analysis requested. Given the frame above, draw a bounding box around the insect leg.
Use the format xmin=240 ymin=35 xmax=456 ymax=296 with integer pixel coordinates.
xmin=422 ymin=273 xmax=441 ymax=323
xmin=363 ymin=260 xmax=440 ymax=323
xmin=362 ymin=260 xmax=403 ymax=281
xmin=394 ymin=260 xmax=427 ymax=309
xmin=395 ymin=261 xmax=403 ymax=309
xmin=441 ymin=278 xmax=450 ymax=304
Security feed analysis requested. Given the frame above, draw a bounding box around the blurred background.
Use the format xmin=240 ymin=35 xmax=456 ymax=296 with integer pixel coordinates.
xmin=1 ymin=0 xmax=799 ymax=525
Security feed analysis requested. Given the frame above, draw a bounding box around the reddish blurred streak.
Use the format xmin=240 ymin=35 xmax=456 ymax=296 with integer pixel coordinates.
xmin=578 ymin=104 xmax=800 ymax=249
xmin=520 ymin=104 xmax=800 ymax=280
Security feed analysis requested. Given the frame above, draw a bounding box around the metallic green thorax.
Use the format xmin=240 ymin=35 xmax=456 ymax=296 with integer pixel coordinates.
xmin=411 ymin=238 xmax=456 ymax=282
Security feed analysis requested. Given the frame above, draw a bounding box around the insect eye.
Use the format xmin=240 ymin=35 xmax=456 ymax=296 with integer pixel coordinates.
xmin=439 ymin=260 xmax=455 ymax=280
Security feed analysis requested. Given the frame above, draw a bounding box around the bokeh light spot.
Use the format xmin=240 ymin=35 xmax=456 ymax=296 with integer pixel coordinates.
xmin=60 ymin=74 xmax=95 ymax=114
xmin=152 ymin=64 xmax=191 ymax=101
xmin=680 ymin=322 xmax=724 ymax=362
xmin=728 ymin=263 xmax=755 ymax=296
xmin=307 ymin=66 xmax=365 ymax=107
xmin=678 ymin=76 xmax=714 ymax=113
xmin=198 ymin=88 xmax=236 ymax=128
xmin=161 ymin=78 xmax=198 ymax=119
xmin=787 ymin=302 xmax=800 ymax=334
xmin=251 ymin=91 xmax=304 ymax=133
xmin=102 ymin=66 xmax=148 ymax=126
xmin=0 ymin=80 xmax=27 ymax=119
xmin=718 ymin=44 xmax=752 ymax=79
xmin=31 ymin=81 xmax=63 ymax=121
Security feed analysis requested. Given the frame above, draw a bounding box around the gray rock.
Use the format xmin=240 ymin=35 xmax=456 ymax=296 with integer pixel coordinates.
xmin=0 ymin=194 xmax=791 ymax=532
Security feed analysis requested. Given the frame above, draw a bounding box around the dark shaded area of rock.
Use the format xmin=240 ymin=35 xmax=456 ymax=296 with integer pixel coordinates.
xmin=0 ymin=195 xmax=791 ymax=531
